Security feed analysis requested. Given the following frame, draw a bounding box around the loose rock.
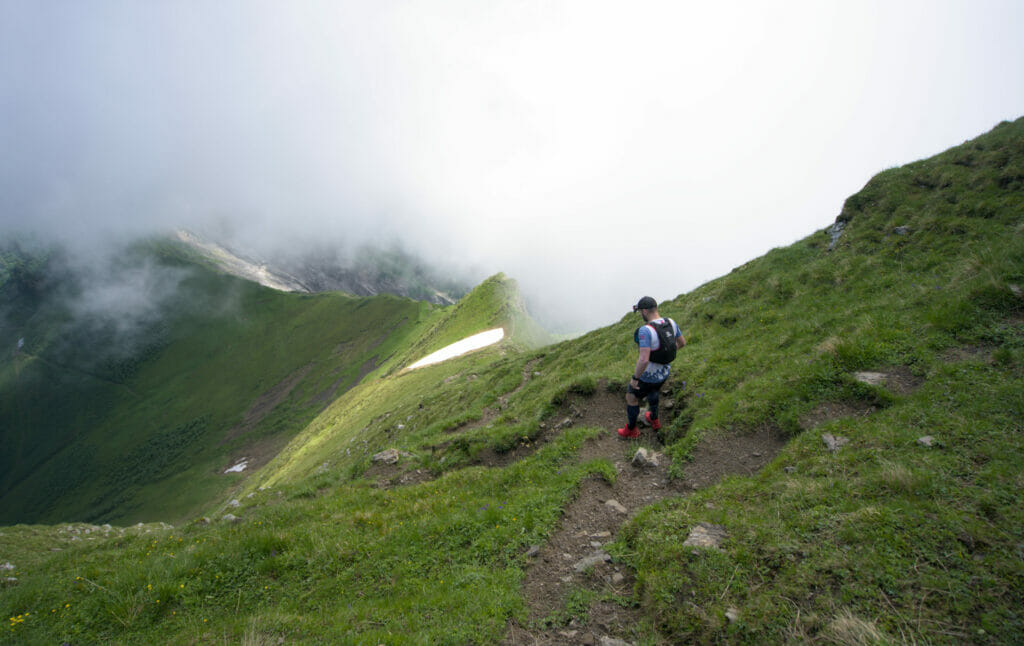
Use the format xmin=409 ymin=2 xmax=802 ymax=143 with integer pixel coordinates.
xmin=631 ymin=447 xmax=660 ymax=468
xmin=371 ymin=448 xmax=413 ymax=465
xmin=726 ymin=607 xmax=740 ymax=623
xmin=683 ymin=522 xmax=728 ymax=549
xmin=854 ymin=371 xmax=888 ymax=387
xmin=918 ymin=436 xmax=935 ymax=447
xmin=605 ymin=499 xmax=628 ymax=514
xmin=573 ymin=551 xmax=611 ymax=572
xmin=822 ymin=433 xmax=850 ymax=452
xmin=221 ymin=514 xmax=242 ymax=524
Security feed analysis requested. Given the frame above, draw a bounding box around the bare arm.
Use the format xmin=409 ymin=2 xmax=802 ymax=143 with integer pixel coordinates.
xmin=633 ymin=347 xmax=651 ymax=379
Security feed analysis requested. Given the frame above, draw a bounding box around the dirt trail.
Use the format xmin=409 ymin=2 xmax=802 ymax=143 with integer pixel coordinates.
xmin=366 ymin=377 xmax=789 ymax=644
xmin=504 ymin=388 xmax=787 ymax=645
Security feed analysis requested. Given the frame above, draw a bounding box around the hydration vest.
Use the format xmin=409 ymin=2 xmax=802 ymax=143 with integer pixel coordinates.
xmin=635 ymin=318 xmax=677 ymax=364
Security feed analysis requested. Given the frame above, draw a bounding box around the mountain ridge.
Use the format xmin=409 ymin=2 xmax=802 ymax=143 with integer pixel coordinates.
xmin=173 ymin=229 xmax=468 ymax=306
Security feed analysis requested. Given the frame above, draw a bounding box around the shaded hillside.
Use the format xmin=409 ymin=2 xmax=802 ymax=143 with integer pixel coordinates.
xmin=1 ymin=117 xmax=1021 ymax=644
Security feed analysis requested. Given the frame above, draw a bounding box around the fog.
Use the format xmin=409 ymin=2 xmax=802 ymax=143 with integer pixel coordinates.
xmin=2 ymin=1 xmax=1023 ymax=332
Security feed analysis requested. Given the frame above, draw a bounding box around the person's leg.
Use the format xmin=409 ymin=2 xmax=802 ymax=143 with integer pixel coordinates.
xmin=646 ymin=388 xmax=660 ymax=420
xmin=625 ymin=388 xmax=640 ymax=430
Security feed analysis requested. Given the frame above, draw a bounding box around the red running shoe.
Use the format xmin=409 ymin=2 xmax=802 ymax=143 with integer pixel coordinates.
xmin=616 ymin=424 xmax=640 ymax=439
xmin=644 ymin=411 xmax=661 ymax=431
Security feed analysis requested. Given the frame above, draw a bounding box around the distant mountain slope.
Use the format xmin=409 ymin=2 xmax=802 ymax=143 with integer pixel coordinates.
xmin=0 ymin=236 xmax=544 ymax=525
xmin=1 ymin=117 xmax=1021 ymax=644
xmin=174 ymin=229 xmax=468 ymax=305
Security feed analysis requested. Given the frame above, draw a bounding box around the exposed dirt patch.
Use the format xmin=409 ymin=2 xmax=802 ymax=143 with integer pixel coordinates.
xmin=677 ymin=424 xmax=787 ymax=491
xmin=883 ymin=366 xmax=925 ymax=396
xmin=799 ymin=401 xmax=877 ymax=431
xmin=223 ymin=364 xmax=313 ymax=443
xmin=941 ymin=344 xmax=994 ymax=363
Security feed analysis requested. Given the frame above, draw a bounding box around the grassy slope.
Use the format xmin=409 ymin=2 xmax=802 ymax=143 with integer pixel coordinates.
xmin=2 ymin=117 xmax=1022 ymax=644
xmin=0 ymin=242 xmax=435 ymax=525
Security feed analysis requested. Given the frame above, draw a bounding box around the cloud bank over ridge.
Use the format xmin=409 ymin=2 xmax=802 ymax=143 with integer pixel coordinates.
xmin=3 ymin=1 xmax=1023 ymax=331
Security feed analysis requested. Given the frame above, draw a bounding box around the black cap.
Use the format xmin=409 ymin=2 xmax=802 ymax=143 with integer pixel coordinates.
xmin=633 ymin=296 xmax=657 ymax=312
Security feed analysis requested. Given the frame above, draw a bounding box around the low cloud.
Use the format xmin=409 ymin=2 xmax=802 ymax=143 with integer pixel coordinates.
xmin=3 ymin=2 xmax=1023 ymax=333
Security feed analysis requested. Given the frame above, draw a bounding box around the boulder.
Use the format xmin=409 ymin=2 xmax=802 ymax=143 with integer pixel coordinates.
xmin=827 ymin=220 xmax=846 ymax=251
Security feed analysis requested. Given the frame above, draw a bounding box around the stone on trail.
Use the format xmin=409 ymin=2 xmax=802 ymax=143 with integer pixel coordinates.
xmin=573 ymin=551 xmax=611 ymax=572
xmin=822 ymin=433 xmax=850 ymax=452
xmin=526 ymin=545 xmax=540 ymax=558
xmin=600 ymin=636 xmax=634 ymax=646
xmin=221 ymin=514 xmax=242 ymax=524
xmin=605 ymin=499 xmax=628 ymax=514
xmin=682 ymin=522 xmax=728 ymax=549
xmin=631 ymin=447 xmax=660 ymax=468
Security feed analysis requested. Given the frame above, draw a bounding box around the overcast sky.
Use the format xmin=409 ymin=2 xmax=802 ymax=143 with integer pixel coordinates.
xmin=2 ymin=1 xmax=1023 ymax=332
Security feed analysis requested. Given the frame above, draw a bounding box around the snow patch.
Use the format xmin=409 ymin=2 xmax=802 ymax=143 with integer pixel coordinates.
xmin=224 ymin=459 xmax=249 ymax=474
xmin=407 ymin=328 xmax=505 ymax=371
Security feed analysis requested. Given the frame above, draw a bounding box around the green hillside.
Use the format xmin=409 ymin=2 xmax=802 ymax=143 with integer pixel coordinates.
xmin=0 ymin=244 xmax=534 ymax=527
xmin=2 ymin=117 xmax=1022 ymax=644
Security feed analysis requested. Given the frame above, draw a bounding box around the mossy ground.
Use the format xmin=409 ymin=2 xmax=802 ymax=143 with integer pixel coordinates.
xmin=2 ymin=117 xmax=1023 ymax=643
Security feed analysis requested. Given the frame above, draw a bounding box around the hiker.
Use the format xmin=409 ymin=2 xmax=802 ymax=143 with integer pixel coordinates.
xmin=617 ymin=296 xmax=686 ymax=439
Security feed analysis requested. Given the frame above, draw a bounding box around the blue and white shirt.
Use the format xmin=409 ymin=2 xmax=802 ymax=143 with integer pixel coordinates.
xmin=636 ymin=317 xmax=681 ymax=383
